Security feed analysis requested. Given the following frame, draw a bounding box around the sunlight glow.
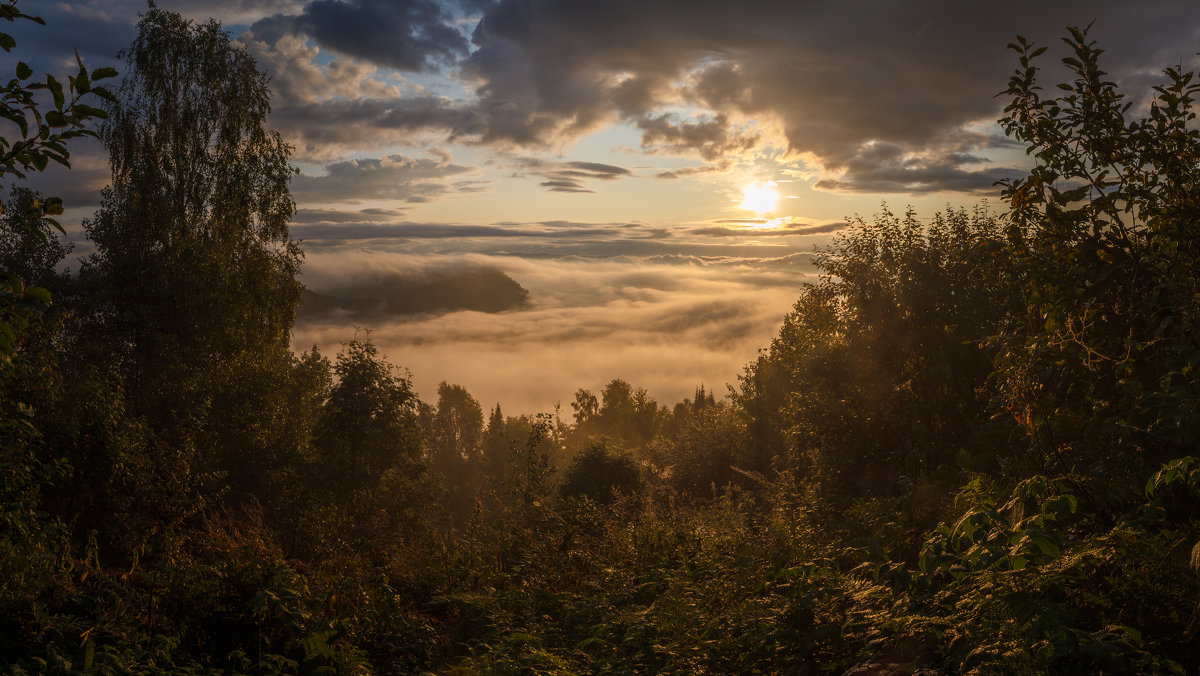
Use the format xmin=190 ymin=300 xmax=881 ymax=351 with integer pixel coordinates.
xmin=740 ymin=181 xmax=779 ymax=214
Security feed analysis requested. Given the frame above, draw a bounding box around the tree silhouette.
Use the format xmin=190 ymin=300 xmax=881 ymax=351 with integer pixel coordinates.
xmin=560 ymin=440 xmax=641 ymax=505
xmin=80 ymin=9 xmax=304 ymax=498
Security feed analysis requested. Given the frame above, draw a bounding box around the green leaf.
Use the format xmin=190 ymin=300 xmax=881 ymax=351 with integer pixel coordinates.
xmin=1028 ymin=533 xmax=1060 ymax=557
xmin=75 ymin=61 xmax=90 ymax=93
xmin=80 ymin=640 xmax=95 ymax=671
xmin=71 ymin=103 xmax=108 ymax=120
xmin=0 ymin=32 xmax=14 ymax=52
xmin=23 ymin=286 xmax=51 ymax=305
xmin=15 ymin=60 xmax=31 ymax=79
xmin=0 ymin=107 xmax=28 ymax=136
xmin=90 ymin=85 xmax=116 ymax=102
xmin=90 ymin=66 xmax=118 ymax=80
xmin=47 ymin=74 xmax=64 ymax=109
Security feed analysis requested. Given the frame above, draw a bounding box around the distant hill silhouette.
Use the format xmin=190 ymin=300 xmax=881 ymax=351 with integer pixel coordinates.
xmin=299 ymin=267 xmax=530 ymax=324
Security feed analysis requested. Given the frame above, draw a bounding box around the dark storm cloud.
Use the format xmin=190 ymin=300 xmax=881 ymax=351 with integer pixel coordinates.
xmin=297 ymin=0 xmax=469 ymax=72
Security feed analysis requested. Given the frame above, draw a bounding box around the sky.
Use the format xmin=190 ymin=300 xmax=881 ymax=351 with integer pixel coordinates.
xmin=10 ymin=0 xmax=1200 ymax=414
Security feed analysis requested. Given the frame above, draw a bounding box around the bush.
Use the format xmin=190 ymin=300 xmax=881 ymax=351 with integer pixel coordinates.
xmin=560 ymin=441 xmax=641 ymax=505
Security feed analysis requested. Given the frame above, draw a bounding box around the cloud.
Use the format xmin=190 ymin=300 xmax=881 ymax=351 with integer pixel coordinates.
xmin=242 ymin=23 xmax=404 ymax=107
xmin=655 ymin=160 xmax=734 ymax=180
xmin=689 ymin=220 xmax=847 ymax=237
xmin=240 ymin=15 xmax=479 ymax=158
xmin=292 ymin=207 xmax=410 ymax=223
xmin=290 ymin=221 xmax=628 ymax=244
xmin=635 ymin=113 xmax=759 ymax=161
xmin=288 ymin=213 xmax=680 ymax=247
xmin=292 ymin=152 xmax=480 ymax=204
xmin=557 ymin=161 xmax=632 ymax=179
xmin=263 ymin=0 xmax=1200 ymax=191
xmin=6 ymin=3 xmax=133 ymax=72
xmin=513 ymin=158 xmax=634 ymax=193
xmin=25 ymin=1 xmax=1200 ymax=193
xmin=265 ymin=96 xmax=487 ymax=159
xmin=173 ymin=1 xmax=308 ymax=25
xmin=297 ymin=0 xmax=469 ymax=72
xmin=811 ymin=141 xmax=1022 ymax=194
xmin=539 ymin=179 xmax=591 ymax=193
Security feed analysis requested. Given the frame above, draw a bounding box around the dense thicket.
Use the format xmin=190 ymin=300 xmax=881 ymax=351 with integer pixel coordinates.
xmin=3 ymin=11 xmax=1200 ymax=674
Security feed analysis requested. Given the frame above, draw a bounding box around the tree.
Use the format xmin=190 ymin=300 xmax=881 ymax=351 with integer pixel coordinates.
xmin=315 ymin=340 xmax=422 ymax=489
xmin=736 ymin=205 xmax=1018 ymax=506
xmin=0 ymin=188 xmax=70 ymax=288
xmin=479 ymin=402 xmax=513 ymax=486
xmin=650 ymin=400 xmax=751 ymax=503
xmin=668 ymin=384 xmax=716 ymax=437
xmin=80 ymin=9 xmax=302 ymax=488
xmin=484 ymin=403 xmax=506 ymax=455
xmin=427 ymin=382 xmax=485 ymax=524
xmin=571 ymin=388 xmax=598 ymax=427
xmin=0 ymin=0 xmax=117 ymax=529
xmin=994 ymin=26 xmax=1200 ymax=498
xmin=429 ymin=382 xmax=484 ymax=466
xmin=584 ymin=379 xmax=664 ymax=448
xmin=560 ymin=440 xmax=641 ymax=506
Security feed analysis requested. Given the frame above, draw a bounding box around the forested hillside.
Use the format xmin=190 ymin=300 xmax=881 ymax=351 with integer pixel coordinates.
xmin=3 ymin=7 xmax=1200 ymax=674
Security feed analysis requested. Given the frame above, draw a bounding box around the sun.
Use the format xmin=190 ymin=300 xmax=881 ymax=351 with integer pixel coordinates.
xmin=740 ymin=180 xmax=779 ymax=214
